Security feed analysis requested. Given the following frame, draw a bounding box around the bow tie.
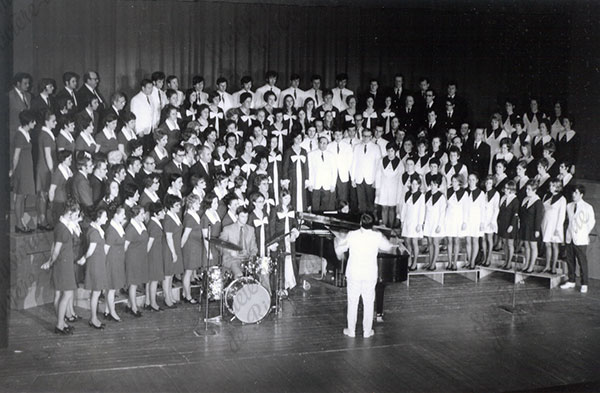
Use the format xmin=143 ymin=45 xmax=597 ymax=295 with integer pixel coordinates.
xmin=232 ymin=129 xmax=243 ymax=139
xmin=241 ymin=162 xmax=257 ymax=174
xmin=345 ymin=115 xmax=354 ymax=122
xmin=254 ymin=217 xmax=269 ymax=227
xmin=277 ymin=211 xmax=295 ymax=219
xmin=266 ymin=198 xmax=275 ymax=206
xmin=269 ymin=154 xmax=282 ymax=162
xmin=283 ymin=114 xmax=297 ymax=122
xmin=272 ymin=129 xmax=288 ymax=137
xmin=291 ymin=154 xmax=306 ymax=163
xmin=209 ymin=111 xmax=224 ymax=119
xmin=381 ymin=111 xmax=395 ymax=118
xmin=241 ymin=114 xmax=255 ymax=124
xmin=186 ymin=109 xmax=196 ymax=117
xmin=364 ymin=112 xmax=377 ymax=119
xmin=214 ymin=158 xmax=230 ymax=167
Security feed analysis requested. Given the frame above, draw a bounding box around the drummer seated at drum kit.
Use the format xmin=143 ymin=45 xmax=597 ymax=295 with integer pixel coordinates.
xmin=219 ymin=207 xmax=258 ymax=278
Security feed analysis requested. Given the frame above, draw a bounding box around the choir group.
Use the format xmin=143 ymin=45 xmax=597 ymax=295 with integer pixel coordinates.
xmin=8 ymin=69 xmax=595 ymax=335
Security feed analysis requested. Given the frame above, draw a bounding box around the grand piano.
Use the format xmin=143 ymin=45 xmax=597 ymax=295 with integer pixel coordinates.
xmin=295 ymin=211 xmax=409 ymax=287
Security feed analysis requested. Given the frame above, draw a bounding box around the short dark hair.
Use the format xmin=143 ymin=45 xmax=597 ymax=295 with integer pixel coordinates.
xmin=151 ymin=71 xmax=165 ymax=82
xmin=573 ymin=184 xmax=586 ymax=196
xmin=140 ymin=78 xmax=153 ymax=88
xmin=240 ymin=75 xmax=252 ymax=84
xmin=19 ymin=109 xmax=37 ymax=126
xmin=359 ymin=213 xmax=375 ymax=230
xmin=62 ymin=71 xmax=79 ymax=84
xmin=13 ymin=72 xmax=32 ymax=86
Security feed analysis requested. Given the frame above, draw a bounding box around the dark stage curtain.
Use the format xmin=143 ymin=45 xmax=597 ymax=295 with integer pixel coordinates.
xmin=19 ymin=0 xmax=572 ymax=122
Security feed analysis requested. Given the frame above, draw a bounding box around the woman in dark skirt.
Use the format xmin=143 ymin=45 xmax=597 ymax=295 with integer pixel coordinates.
xmin=163 ymin=195 xmax=184 ymax=308
xmin=145 ymin=202 xmax=165 ymax=311
xmin=104 ymin=206 xmax=127 ymax=322
xmin=497 ymin=181 xmax=520 ymax=269
xmin=124 ymin=205 xmax=149 ymax=317
xmin=49 ymin=150 xmax=73 ymax=227
xmin=139 ymin=174 xmax=161 ymax=210
xmin=41 ymin=201 xmax=80 ymax=335
xmin=519 ymin=180 xmax=545 ymax=273
xmin=200 ymin=192 xmax=223 ymax=268
xmin=36 ymin=109 xmax=58 ymax=231
xmin=11 ymin=110 xmax=37 ymax=233
xmin=181 ymin=194 xmax=203 ymax=304
xmin=80 ymin=208 xmax=109 ymax=329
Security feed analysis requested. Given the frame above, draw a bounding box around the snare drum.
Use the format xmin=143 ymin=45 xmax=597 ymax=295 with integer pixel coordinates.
xmin=224 ymin=277 xmax=271 ymax=323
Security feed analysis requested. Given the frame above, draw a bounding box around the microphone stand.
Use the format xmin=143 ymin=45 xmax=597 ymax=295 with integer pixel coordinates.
xmin=195 ymin=225 xmax=218 ymax=337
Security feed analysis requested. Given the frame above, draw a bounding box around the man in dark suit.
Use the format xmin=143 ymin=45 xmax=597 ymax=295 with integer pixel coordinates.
xmin=55 ymin=72 xmax=80 ymax=114
xmin=398 ymin=95 xmax=419 ymax=136
xmin=76 ymin=71 xmax=105 ymax=112
xmin=71 ymin=153 xmax=95 ymax=218
xmin=468 ymin=128 xmax=491 ymax=178
xmin=413 ymin=76 xmax=430 ymax=113
xmin=9 ymin=72 xmax=33 ymax=144
xmin=76 ymin=96 xmax=101 ymax=133
xmin=388 ymin=73 xmax=410 ymax=112
xmin=89 ymin=157 xmax=108 ymax=205
xmin=219 ymin=207 xmax=258 ymax=278
xmin=123 ymin=156 xmax=142 ymax=194
xmin=445 ymin=81 xmax=469 ymax=124
xmin=30 ymin=78 xmax=56 ymax=116
xmin=439 ymin=98 xmax=460 ymax=132
xmin=189 ymin=145 xmax=214 ymax=189
xmin=162 ymin=145 xmax=188 ymax=193
xmin=360 ymin=79 xmax=385 ymax=111
xmin=425 ymin=109 xmax=444 ymax=144
xmin=103 ymin=91 xmax=127 ymax=131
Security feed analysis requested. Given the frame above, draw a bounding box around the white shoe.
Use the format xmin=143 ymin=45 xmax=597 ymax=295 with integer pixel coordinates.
xmin=581 ymin=285 xmax=588 ymax=293
xmin=560 ymin=282 xmax=576 ymax=289
xmin=343 ymin=328 xmax=355 ymax=337
xmin=363 ymin=329 xmax=375 ymax=338
xmin=376 ymin=314 xmax=384 ymax=323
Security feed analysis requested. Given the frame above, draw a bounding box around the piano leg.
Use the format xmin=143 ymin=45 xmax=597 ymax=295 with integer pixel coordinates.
xmin=375 ymin=280 xmax=386 ymax=316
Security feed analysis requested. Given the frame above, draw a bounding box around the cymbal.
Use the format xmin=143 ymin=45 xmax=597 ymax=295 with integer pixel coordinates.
xmin=207 ymin=237 xmax=242 ymax=251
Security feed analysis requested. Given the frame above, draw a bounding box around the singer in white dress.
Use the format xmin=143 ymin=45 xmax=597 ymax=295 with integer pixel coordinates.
xmin=422 ymin=174 xmax=446 ymax=270
xmin=541 ymin=179 xmax=567 ymax=274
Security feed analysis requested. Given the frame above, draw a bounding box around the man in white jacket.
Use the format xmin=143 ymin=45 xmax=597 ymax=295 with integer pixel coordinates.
xmin=334 ymin=213 xmax=396 ymax=338
xmin=130 ymin=79 xmax=155 ymax=141
xmin=561 ymin=185 xmax=596 ymax=293
xmin=308 ymin=137 xmax=337 ymax=212
xmin=327 ymin=129 xmax=353 ymax=208
xmin=350 ymin=129 xmax=381 ymax=214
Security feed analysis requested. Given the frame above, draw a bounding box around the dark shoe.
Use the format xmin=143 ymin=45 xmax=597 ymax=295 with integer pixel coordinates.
xmin=450 ymin=265 xmax=457 ymax=271
xmin=427 ymin=265 xmax=436 ymax=271
xmin=105 ymin=314 xmax=121 ymax=322
xmin=15 ymin=226 xmax=33 ymax=234
xmin=183 ymin=297 xmax=198 ymax=304
xmin=150 ymin=306 xmax=162 ymax=312
xmin=37 ymin=224 xmax=51 ymax=231
xmin=64 ymin=314 xmax=81 ymax=323
xmin=88 ymin=321 xmax=105 ymax=330
xmin=163 ymin=302 xmax=177 ymax=309
xmin=132 ymin=310 xmax=143 ymax=317
xmin=409 ymin=265 xmax=417 ymax=271
xmin=54 ymin=326 xmax=72 ymax=335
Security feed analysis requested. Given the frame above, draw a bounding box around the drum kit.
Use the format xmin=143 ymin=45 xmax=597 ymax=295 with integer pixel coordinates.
xmin=198 ymin=234 xmax=288 ymax=332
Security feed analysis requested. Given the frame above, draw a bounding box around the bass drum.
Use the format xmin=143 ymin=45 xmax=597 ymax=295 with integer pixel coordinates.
xmin=224 ymin=277 xmax=271 ymax=324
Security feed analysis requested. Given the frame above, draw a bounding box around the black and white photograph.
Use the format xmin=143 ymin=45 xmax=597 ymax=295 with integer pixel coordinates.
xmin=1 ymin=0 xmax=600 ymax=392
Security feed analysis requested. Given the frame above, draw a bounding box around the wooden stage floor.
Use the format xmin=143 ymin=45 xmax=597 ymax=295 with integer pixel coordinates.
xmin=2 ymin=273 xmax=600 ymax=393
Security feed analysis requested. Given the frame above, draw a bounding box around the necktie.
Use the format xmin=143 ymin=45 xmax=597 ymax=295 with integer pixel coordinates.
xmin=146 ymin=96 xmax=151 ymax=107
xmin=321 ymin=152 xmax=325 ymax=161
xmin=70 ymin=91 xmax=77 ymax=107
xmin=310 ymin=140 xmax=314 ymax=150
xmin=315 ymin=91 xmax=319 ymax=106
xmin=94 ymin=90 xmax=102 ymax=104
xmin=364 ymin=144 xmax=367 ymax=154
xmin=158 ymin=91 xmax=162 ymax=107
xmin=574 ymin=203 xmax=578 ymax=214
xmin=294 ymin=89 xmax=297 ymax=100
xmin=339 ymin=90 xmax=343 ymax=102
xmin=337 ymin=143 xmax=340 ymax=154
xmin=239 ymin=226 xmax=246 ymax=252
